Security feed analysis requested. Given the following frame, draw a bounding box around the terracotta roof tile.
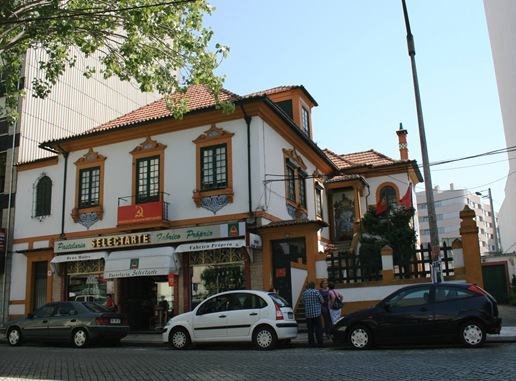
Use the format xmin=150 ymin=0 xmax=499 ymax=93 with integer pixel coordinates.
xmin=323 ymin=148 xmax=402 ymax=170
xmin=91 ymin=84 xmax=242 ymax=133
xmin=244 ymin=85 xmax=301 ymax=98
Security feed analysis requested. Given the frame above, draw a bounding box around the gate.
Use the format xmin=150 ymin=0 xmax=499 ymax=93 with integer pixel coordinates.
xmin=482 ymin=263 xmax=509 ymax=304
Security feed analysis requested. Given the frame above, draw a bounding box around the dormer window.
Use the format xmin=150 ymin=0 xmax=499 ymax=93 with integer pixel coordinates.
xmin=302 ymin=107 xmax=310 ymax=137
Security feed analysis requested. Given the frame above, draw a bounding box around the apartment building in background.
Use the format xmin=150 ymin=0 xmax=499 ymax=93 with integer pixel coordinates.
xmin=416 ymin=184 xmax=500 ymax=255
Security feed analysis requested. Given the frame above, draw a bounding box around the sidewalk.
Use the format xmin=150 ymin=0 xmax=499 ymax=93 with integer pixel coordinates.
xmin=1 ymin=326 xmax=514 ymax=348
xmin=122 ymin=326 xmax=516 ymax=347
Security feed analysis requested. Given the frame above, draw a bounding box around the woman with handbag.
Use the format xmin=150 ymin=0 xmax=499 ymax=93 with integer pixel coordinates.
xmin=319 ymin=279 xmax=333 ymax=339
xmin=328 ymin=282 xmax=343 ymax=324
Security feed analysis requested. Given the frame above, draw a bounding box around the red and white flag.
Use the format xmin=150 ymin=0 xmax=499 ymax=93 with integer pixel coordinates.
xmin=400 ymin=184 xmax=412 ymax=210
xmin=375 ymin=197 xmax=387 ymax=215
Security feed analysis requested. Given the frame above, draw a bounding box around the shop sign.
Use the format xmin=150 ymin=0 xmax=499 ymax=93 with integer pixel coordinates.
xmin=130 ymin=259 xmax=139 ymax=269
xmin=54 ymin=222 xmax=246 ymax=253
xmin=118 ymin=201 xmax=164 ymax=225
xmin=248 ymin=233 xmax=262 ymax=249
xmin=175 ymin=239 xmax=246 ymax=253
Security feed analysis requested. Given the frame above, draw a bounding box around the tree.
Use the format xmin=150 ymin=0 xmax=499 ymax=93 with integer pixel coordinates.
xmin=359 ymin=204 xmax=417 ymax=278
xmin=0 ymin=0 xmax=232 ymax=125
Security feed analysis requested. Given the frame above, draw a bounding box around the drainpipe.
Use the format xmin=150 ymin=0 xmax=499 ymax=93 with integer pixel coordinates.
xmin=57 ymin=145 xmax=69 ymax=239
xmin=240 ymin=105 xmax=253 ymax=217
xmin=1 ymin=116 xmax=19 ymax=324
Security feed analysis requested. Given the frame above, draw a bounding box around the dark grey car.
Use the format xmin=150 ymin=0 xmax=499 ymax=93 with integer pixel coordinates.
xmin=0 ymin=301 xmax=129 ymax=348
xmin=332 ymin=282 xmax=502 ymax=349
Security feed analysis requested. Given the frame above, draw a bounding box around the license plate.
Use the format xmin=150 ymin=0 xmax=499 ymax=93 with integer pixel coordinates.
xmin=110 ymin=318 xmax=121 ymax=324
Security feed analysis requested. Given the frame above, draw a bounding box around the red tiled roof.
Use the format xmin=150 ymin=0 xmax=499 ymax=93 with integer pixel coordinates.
xmin=244 ymin=85 xmax=301 ymax=98
xmin=323 ymin=148 xmax=403 ymax=170
xmin=91 ymin=84 xmax=242 ymax=133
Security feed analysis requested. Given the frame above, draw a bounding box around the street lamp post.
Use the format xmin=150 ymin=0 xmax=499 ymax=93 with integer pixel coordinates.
xmin=401 ymin=0 xmax=442 ymax=282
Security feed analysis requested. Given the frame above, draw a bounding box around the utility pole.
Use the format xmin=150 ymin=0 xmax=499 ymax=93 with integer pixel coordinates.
xmin=401 ymin=0 xmax=442 ymax=282
xmin=476 ymin=188 xmax=500 ymax=254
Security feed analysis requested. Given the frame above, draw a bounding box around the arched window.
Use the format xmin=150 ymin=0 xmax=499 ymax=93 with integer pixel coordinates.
xmin=33 ymin=174 xmax=52 ymax=219
xmin=379 ymin=185 xmax=397 ymax=209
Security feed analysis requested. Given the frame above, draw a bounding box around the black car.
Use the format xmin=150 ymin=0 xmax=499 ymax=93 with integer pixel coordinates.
xmin=0 ymin=301 xmax=130 ymax=348
xmin=332 ymin=282 xmax=502 ymax=349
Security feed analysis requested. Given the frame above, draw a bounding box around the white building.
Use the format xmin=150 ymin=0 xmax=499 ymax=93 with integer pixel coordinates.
xmin=8 ymin=84 xmax=423 ymax=328
xmin=484 ymin=1 xmax=516 ymax=255
xmin=416 ymin=184 xmax=500 ymax=255
xmin=1 ymin=48 xmax=162 ymax=323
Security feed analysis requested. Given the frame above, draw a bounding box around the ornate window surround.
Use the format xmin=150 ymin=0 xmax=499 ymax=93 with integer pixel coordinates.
xmin=313 ymin=170 xmax=324 ymax=220
xmin=376 ymin=182 xmax=400 ymax=207
xmin=72 ymin=148 xmax=106 ymax=226
xmin=283 ymin=148 xmax=308 ymax=219
xmin=192 ymin=124 xmax=234 ymax=213
xmin=130 ymin=136 xmax=166 ymax=204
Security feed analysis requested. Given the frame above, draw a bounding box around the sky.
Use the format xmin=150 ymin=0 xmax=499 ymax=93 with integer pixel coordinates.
xmin=204 ymin=0 xmax=508 ymax=212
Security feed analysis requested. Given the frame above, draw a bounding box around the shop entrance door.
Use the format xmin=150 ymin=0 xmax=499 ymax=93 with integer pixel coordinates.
xmin=33 ymin=261 xmax=48 ymax=311
xmin=271 ymin=238 xmax=306 ymax=305
xmin=122 ymin=277 xmax=159 ymax=331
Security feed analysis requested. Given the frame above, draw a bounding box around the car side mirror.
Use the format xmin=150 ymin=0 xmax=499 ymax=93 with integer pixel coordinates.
xmin=27 ymin=313 xmax=34 ymax=319
xmin=383 ymin=303 xmax=391 ymax=312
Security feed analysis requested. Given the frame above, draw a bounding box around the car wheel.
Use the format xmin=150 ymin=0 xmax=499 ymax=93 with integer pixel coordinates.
xmin=72 ymin=328 xmax=89 ymax=348
xmin=460 ymin=321 xmax=485 ymax=348
xmin=7 ymin=327 xmax=23 ymax=346
xmin=169 ymin=327 xmax=191 ymax=350
xmin=253 ymin=325 xmax=277 ymax=350
xmin=348 ymin=325 xmax=373 ymax=350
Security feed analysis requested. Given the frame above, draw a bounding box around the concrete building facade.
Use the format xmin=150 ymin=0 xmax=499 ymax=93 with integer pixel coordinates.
xmin=484 ymin=1 xmax=516 ymax=255
xmin=416 ymin=184 xmax=500 ymax=255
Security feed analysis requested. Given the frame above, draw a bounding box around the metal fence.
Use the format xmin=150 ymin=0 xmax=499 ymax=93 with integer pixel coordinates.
xmin=327 ymin=243 xmax=455 ymax=284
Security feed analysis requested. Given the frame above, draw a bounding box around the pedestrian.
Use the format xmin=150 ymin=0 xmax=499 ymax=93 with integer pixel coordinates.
xmin=302 ymin=280 xmax=324 ymax=348
xmin=328 ymin=281 xmax=343 ymax=324
xmin=105 ymin=294 xmax=117 ymax=312
xmin=319 ymin=278 xmax=332 ymax=338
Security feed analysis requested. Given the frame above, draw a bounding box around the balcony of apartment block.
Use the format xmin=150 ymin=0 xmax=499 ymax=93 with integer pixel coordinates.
xmin=117 ymin=192 xmax=171 ymax=230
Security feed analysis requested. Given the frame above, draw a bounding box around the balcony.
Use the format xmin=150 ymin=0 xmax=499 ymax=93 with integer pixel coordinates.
xmin=117 ymin=193 xmax=170 ymax=230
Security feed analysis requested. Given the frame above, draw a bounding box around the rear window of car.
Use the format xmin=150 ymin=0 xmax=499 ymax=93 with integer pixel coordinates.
xmin=268 ymin=293 xmax=291 ymax=307
xmin=82 ymin=302 xmax=111 ymax=313
xmin=435 ymin=286 xmax=473 ymax=302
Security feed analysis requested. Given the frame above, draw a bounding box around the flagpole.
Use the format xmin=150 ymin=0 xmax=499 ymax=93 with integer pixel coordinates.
xmin=401 ymin=0 xmax=442 ymax=282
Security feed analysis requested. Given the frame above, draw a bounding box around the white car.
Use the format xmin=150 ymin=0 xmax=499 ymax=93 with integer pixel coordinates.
xmin=162 ymin=290 xmax=298 ymax=350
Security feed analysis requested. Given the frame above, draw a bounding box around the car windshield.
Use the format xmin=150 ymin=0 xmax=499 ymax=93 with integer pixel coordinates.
xmin=268 ymin=293 xmax=290 ymax=307
xmin=83 ymin=302 xmax=111 ymax=313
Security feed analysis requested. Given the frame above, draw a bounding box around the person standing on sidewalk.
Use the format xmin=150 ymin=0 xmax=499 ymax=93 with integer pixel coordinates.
xmin=319 ymin=278 xmax=332 ymax=338
xmin=302 ymin=281 xmax=324 ymax=348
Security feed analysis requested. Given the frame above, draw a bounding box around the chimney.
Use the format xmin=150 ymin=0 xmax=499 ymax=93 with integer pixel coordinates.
xmin=396 ymin=123 xmax=409 ymax=160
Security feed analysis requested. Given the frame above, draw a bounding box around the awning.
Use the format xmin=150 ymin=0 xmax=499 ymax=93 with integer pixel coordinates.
xmin=174 ymin=239 xmax=253 ymax=262
xmin=174 ymin=239 xmax=247 ymax=253
xmin=104 ymin=246 xmax=180 ymax=279
xmin=50 ymin=251 xmax=108 ymax=275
